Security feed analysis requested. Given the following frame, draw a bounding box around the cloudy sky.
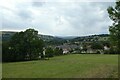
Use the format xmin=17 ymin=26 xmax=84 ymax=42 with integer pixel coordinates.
xmin=0 ymin=0 xmax=115 ymax=36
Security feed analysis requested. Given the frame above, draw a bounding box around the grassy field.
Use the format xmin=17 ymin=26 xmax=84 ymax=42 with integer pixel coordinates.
xmin=2 ymin=54 xmax=118 ymax=78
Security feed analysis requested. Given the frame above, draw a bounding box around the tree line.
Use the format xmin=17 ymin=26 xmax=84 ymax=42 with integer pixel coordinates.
xmin=2 ymin=29 xmax=63 ymax=62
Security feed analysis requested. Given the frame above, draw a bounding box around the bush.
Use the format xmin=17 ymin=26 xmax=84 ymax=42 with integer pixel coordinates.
xmin=96 ymin=51 xmax=101 ymax=54
xmin=104 ymin=48 xmax=118 ymax=54
xmin=45 ymin=48 xmax=54 ymax=58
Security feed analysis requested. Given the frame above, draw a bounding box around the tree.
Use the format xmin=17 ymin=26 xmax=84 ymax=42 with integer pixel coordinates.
xmin=54 ymin=47 xmax=63 ymax=56
xmin=3 ymin=28 xmax=44 ymax=62
xmin=107 ymin=1 xmax=120 ymax=52
xmin=2 ymin=41 xmax=12 ymax=62
xmin=54 ymin=48 xmax=59 ymax=56
xmin=82 ymin=44 xmax=87 ymax=53
xmin=23 ymin=29 xmax=44 ymax=60
xmin=10 ymin=32 xmax=26 ymax=61
xmin=45 ymin=47 xmax=54 ymax=59
xmin=59 ymin=48 xmax=63 ymax=55
xmin=91 ymin=42 xmax=104 ymax=50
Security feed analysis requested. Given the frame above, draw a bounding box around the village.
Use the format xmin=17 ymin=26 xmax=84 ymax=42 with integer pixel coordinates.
xmin=43 ymin=41 xmax=110 ymax=55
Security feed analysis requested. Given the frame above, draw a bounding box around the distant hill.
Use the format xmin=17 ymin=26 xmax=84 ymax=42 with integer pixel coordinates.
xmin=57 ymin=36 xmax=78 ymax=40
xmin=1 ymin=31 xmax=109 ymax=45
xmin=38 ymin=34 xmax=60 ymax=42
xmin=1 ymin=31 xmax=16 ymax=41
xmin=38 ymin=34 xmax=66 ymax=45
xmin=1 ymin=31 xmax=65 ymax=44
xmin=71 ymin=34 xmax=109 ymax=42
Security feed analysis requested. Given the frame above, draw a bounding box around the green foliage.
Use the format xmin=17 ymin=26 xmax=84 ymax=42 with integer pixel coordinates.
xmin=91 ymin=42 xmax=104 ymax=50
xmin=104 ymin=48 xmax=118 ymax=54
xmin=54 ymin=48 xmax=63 ymax=56
xmin=46 ymin=39 xmax=67 ymax=46
xmin=59 ymin=48 xmax=63 ymax=55
xmin=71 ymin=34 xmax=109 ymax=42
xmin=82 ymin=44 xmax=87 ymax=52
xmin=107 ymin=1 xmax=120 ymax=52
xmin=45 ymin=47 xmax=54 ymax=58
xmin=2 ymin=41 xmax=12 ymax=62
xmin=45 ymin=47 xmax=63 ymax=59
xmin=2 ymin=28 xmax=44 ymax=62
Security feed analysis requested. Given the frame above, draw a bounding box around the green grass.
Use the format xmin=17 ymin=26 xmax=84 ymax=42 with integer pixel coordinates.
xmin=2 ymin=54 xmax=118 ymax=78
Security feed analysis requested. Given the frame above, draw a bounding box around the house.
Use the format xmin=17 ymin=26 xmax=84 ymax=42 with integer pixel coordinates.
xmin=81 ymin=45 xmax=104 ymax=54
xmin=63 ymin=49 xmax=69 ymax=54
xmin=56 ymin=44 xmax=81 ymax=54
xmin=104 ymin=46 xmax=110 ymax=51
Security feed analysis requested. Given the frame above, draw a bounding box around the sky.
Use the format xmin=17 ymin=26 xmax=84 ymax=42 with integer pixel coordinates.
xmin=0 ymin=0 xmax=115 ymax=36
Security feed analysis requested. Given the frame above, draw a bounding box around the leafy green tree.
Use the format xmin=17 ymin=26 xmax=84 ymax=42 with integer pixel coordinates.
xmin=91 ymin=42 xmax=104 ymax=50
xmin=30 ymin=38 xmax=44 ymax=60
xmin=107 ymin=1 xmax=120 ymax=52
xmin=54 ymin=48 xmax=60 ymax=56
xmin=45 ymin=47 xmax=54 ymax=59
xmin=54 ymin=48 xmax=63 ymax=56
xmin=59 ymin=48 xmax=63 ymax=55
xmin=2 ymin=41 xmax=12 ymax=62
xmin=23 ymin=29 xmax=44 ymax=60
xmin=82 ymin=44 xmax=87 ymax=53
xmin=10 ymin=32 xmax=26 ymax=61
xmin=4 ymin=28 xmax=45 ymax=62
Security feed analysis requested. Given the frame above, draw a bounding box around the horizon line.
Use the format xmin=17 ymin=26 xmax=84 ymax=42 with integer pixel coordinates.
xmin=0 ymin=30 xmax=109 ymax=37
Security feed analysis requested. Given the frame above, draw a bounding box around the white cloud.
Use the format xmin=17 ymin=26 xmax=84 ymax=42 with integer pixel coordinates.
xmin=0 ymin=0 xmax=114 ymax=36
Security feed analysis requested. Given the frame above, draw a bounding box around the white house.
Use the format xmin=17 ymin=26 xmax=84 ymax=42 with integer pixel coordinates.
xmin=104 ymin=46 xmax=110 ymax=51
xmin=63 ymin=49 xmax=69 ymax=54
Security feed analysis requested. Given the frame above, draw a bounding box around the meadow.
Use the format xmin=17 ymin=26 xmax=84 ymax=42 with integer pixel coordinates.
xmin=2 ymin=54 xmax=118 ymax=78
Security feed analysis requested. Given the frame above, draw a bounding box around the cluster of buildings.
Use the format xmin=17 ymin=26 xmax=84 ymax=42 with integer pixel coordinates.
xmin=55 ymin=44 xmax=81 ymax=54
xmin=45 ymin=43 xmax=110 ymax=54
xmin=1 ymin=31 xmax=110 ymax=55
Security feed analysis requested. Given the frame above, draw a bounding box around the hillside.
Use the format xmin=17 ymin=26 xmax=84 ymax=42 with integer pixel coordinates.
xmin=38 ymin=34 xmax=66 ymax=45
xmin=1 ymin=31 xmax=109 ymax=45
xmin=71 ymin=34 xmax=109 ymax=42
xmin=1 ymin=31 xmax=65 ymax=44
xmin=1 ymin=31 xmax=16 ymax=41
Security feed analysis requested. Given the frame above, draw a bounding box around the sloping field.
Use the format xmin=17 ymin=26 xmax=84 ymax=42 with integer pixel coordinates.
xmin=2 ymin=54 xmax=118 ymax=78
